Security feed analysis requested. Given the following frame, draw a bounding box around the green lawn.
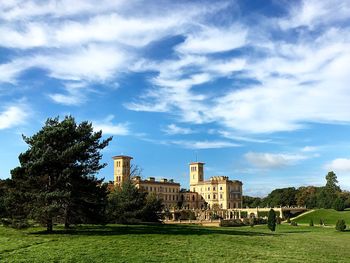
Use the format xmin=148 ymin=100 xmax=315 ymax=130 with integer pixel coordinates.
xmin=1 ymin=223 xmax=349 ymax=263
xmin=293 ymin=209 xmax=350 ymax=225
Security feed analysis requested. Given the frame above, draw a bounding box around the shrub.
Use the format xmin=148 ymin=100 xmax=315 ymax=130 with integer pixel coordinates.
xmin=336 ymin=219 xmax=346 ymax=232
xmin=309 ymin=219 xmax=314 ymax=227
xmin=290 ymin=221 xmax=298 ymax=226
xmin=220 ymin=219 xmax=244 ymax=227
xmin=267 ymin=209 xmax=276 ymax=232
xmin=1 ymin=218 xmax=30 ymax=229
xmin=319 ymin=219 xmax=324 ymax=226
xmin=276 ymin=217 xmax=282 ymax=224
xmin=286 ymin=217 xmax=291 ymax=223
xmin=249 ymin=217 xmax=255 ymax=227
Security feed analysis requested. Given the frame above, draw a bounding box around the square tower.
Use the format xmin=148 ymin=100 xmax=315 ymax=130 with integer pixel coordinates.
xmin=113 ymin=155 xmax=133 ymax=187
xmin=189 ymin=162 xmax=205 ymax=187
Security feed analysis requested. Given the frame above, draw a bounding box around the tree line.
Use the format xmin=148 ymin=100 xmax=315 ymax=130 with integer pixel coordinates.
xmin=0 ymin=116 xmax=162 ymax=232
xmin=243 ymin=171 xmax=350 ymax=211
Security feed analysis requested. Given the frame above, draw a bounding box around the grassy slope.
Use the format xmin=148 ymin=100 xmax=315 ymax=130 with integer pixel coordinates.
xmin=293 ymin=209 xmax=350 ymax=225
xmin=1 ymin=224 xmax=350 ymax=263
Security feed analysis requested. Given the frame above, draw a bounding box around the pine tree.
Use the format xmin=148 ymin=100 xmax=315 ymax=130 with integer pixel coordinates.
xmin=267 ymin=209 xmax=276 ymax=231
xmin=9 ymin=116 xmax=111 ymax=232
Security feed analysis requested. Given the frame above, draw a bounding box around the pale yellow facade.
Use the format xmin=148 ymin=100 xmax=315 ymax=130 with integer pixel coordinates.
xmin=132 ymin=176 xmax=180 ymax=208
xmin=189 ymin=162 xmax=243 ymax=209
xmin=113 ymin=156 xmax=243 ymax=210
xmin=113 ymin=155 xmax=133 ymax=187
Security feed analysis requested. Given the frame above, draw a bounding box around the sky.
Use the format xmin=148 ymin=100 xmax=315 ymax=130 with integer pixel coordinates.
xmin=1 ymin=0 xmax=350 ymax=196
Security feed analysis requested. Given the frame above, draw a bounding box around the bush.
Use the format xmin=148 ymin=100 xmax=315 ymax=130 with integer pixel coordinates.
xmin=267 ymin=209 xmax=276 ymax=232
xmin=290 ymin=221 xmax=298 ymax=226
xmin=276 ymin=217 xmax=282 ymax=224
xmin=220 ymin=219 xmax=244 ymax=227
xmin=309 ymin=219 xmax=314 ymax=227
xmin=286 ymin=218 xmax=291 ymax=223
xmin=319 ymin=219 xmax=324 ymax=226
xmin=336 ymin=219 xmax=346 ymax=232
xmin=1 ymin=218 xmax=31 ymax=229
xmin=249 ymin=217 xmax=255 ymax=227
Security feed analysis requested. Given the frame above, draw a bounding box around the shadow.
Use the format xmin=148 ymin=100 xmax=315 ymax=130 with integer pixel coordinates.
xmin=30 ymin=224 xmax=279 ymax=237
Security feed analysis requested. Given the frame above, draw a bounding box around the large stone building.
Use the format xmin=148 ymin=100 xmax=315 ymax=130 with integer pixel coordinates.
xmin=112 ymin=155 xmax=243 ymax=210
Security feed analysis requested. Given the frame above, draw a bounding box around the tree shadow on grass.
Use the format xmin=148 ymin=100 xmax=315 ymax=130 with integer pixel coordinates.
xmin=30 ymin=224 xmax=280 ymax=237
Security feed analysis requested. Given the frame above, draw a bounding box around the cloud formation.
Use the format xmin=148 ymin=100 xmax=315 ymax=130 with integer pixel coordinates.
xmin=325 ymin=158 xmax=350 ymax=173
xmin=244 ymin=152 xmax=310 ymax=169
xmin=0 ymin=103 xmax=29 ymax=130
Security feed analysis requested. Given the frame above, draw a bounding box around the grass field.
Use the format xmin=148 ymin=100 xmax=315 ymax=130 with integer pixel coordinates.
xmin=1 ymin=223 xmax=350 ymax=263
xmin=293 ymin=209 xmax=350 ymax=225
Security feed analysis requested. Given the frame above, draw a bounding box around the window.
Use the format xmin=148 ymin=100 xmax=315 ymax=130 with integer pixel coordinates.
xmin=208 ymin=187 xmax=210 ymax=191
xmin=228 ymin=203 xmax=231 ymax=209
xmin=220 ymin=204 xmax=223 ymax=208
xmin=220 ymin=186 xmax=222 ymax=190
xmin=213 ymin=194 xmax=216 ymax=199
xmin=150 ymin=187 xmax=152 ymax=191
xmin=213 ymin=187 xmax=216 ymax=191
xmin=208 ymin=194 xmax=210 ymax=199
xmin=220 ymin=194 xmax=222 ymax=199
xmin=193 ymin=188 xmax=196 ymax=192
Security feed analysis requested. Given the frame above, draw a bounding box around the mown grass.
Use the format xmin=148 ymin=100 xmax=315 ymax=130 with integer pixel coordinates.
xmin=1 ymin=223 xmax=350 ymax=263
xmin=293 ymin=209 xmax=350 ymax=225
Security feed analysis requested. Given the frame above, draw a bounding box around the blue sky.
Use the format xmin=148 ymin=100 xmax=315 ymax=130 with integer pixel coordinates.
xmin=1 ymin=0 xmax=350 ymax=196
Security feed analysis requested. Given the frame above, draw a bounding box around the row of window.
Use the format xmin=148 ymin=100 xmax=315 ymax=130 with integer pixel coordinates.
xmin=164 ymin=195 xmax=178 ymax=201
xmin=141 ymin=186 xmax=179 ymax=193
xmin=115 ymin=161 xmax=129 ymax=167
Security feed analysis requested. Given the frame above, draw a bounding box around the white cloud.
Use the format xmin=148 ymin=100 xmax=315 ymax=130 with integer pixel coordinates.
xmin=48 ymin=82 xmax=87 ymax=106
xmin=176 ymin=25 xmax=247 ymax=54
xmin=0 ymin=104 xmax=29 ymax=130
xmin=172 ymin=140 xmax=240 ymax=149
xmin=163 ymin=124 xmax=195 ymax=135
xmin=245 ymin=152 xmax=309 ymax=169
xmin=279 ymin=0 xmax=350 ymax=30
xmin=325 ymin=158 xmax=350 ymax=173
xmin=93 ymin=115 xmax=129 ymax=136
xmin=301 ymin=146 xmax=318 ymax=152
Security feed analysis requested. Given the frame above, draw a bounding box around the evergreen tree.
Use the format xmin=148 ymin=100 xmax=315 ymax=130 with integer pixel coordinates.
xmin=141 ymin=193 xmax=164 ymax=222
xmin=9 ymin=116 xmax=111 ymax=231
xmin=267 ymin=209 xmax=276 ymax=232
xmin=106 ymin=180 xmax=146 ymax=223
xmin=335 ymin=219 xmax=346 ymax=232
xmin=333 ymin=197 xmax=345 ymax=211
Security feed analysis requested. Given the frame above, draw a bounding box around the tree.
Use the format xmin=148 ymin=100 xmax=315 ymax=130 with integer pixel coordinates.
xmin=335 ymin=219 xmax=346 ymax=232
xmin=267 ymin=209 xmax=276 ymax=232
xmin=9 ymin=116 xmax=111 ymax=232
xmin=325 ymin=171 xmax=340 ymax=192
xmin=106 ymin=180 xmax=146 ymax=223
xmin=296 ymin=186 xmax=318 ymax=208
xmin=333 ymin=197 xmax=345 ymax=211
xmin=263 ymin=187 xmax=297 ymax=207
xmin=140 ymin=193 xmax=164 ymax=222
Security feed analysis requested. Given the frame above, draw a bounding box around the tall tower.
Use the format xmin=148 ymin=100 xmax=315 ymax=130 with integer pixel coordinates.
xmin=189 ymin=162 xmax=205 ymax=188
xmin=113 ymin=155 xmax=133 ymax=187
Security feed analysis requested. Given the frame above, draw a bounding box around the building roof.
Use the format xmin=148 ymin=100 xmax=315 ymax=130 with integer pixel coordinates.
xmin=112 ymin=155 xmax=133 ymax=160
xmin=190 ymin=162 xmax=205 ymax=165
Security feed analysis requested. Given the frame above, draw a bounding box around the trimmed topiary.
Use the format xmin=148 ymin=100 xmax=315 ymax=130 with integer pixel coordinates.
xmin=335 ymin=219 xmax=346 ymax=232
xmin=267 ymin=209 xmax=276 ymax=232
xmin=309 ymin=219 xmax=314 ymax=227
